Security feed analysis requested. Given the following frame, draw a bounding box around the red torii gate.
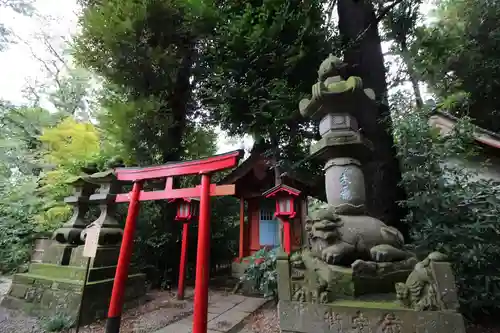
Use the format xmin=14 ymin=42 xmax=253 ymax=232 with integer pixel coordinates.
xmin=105 ymin=150 xmax=243 ymax=333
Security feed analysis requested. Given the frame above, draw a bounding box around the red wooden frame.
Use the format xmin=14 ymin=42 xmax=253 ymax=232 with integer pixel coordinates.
xmin=105 ymin=150 xmax=243 ymax=333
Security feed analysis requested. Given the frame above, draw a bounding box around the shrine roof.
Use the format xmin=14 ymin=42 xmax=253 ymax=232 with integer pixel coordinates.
xmin=429 ymin=110 xmax=500 ymax=150
xmin=218 ymin=150 xmax=324 ymax=199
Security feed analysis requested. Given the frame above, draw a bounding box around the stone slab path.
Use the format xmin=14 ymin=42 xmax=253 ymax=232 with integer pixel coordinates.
xmin=154 ymin=294 xmax=269 ymax=333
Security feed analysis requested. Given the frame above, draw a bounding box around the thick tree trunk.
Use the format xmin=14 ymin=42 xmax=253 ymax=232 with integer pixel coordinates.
xmin=157 ymin=43 xmax=195 ymax=287
xmin=337 ymin=0 xmax=407 ymax=232
xmin=400 ymin=40 xmax=423 ymax=109
xmin=162 ymin=43 xmax=195 ymax=163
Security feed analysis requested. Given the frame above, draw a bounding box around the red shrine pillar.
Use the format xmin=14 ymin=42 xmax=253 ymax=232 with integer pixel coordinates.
xmin=177 ymin=221 xmax=189 ymax=300
xmin=192 ymin=174 xmax=212 ymax=333
xmin=281 ymin=218 xmax=292 ymax=255
xmin=238 ymin=198 xmax=245 ymax=260
xmin=105 ymin=181 xmax=143 ymax=333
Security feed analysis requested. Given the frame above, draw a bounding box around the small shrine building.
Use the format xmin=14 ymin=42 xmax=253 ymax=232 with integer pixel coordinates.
xmin=218 ymin=147 xmax=322 ymax=274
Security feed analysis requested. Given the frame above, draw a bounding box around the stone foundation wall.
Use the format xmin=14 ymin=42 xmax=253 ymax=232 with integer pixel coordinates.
xmin=278 ymin=300 xmax=466 ymax=333
xmin=1 ymin=243 xmax=147 ymax=325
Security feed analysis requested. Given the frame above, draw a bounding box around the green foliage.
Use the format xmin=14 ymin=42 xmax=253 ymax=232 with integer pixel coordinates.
xmin=394 ymin=107 xmax=500 ymax=317
xmin=199 ymin=0 xmax=333 ymax=169
xmin=75 ymin=0 xmax=215 ymax=165
xmin=0 ymin=105 xmax=60 ymax=176
xmin=48 ymin=68 xmax=99 ymax=120
xmin=412 ymin=0 xmax=500 ymax=131
xmin=41 ymin=312 xmax=74 ymax=332
xmin=240 ymin=248 xmax=278 ymax=298
xmin=37 ymin=116 xmax=104 ymax=230
xmin=0 ymin=175 xmax=44 ymax=273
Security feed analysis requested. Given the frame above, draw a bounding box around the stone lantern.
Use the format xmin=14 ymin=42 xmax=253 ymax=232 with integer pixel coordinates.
xmin=299 ymin=54 xmax=375 ymax=215
xmin=44 ymin=174 xmax=99 ymax=265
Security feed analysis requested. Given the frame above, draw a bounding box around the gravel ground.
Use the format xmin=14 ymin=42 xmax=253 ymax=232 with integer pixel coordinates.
xmin=0 ymin=281 xmax=199 ymax=333
xmin=0 ymin=276 xmax=43 ymax=333
xmin=0 ymin=307 xmax=44 ymax=333
xmin=238 ymin=301 xmax=280 ymax=333
xmin=66 ymin=290 xmax=195 ymax=333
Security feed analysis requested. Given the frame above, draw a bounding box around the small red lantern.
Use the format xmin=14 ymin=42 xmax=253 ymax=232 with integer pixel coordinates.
xmin=263 ymin=184 xmax=301 ymax=219
xmin=168 ymin=198 xmax=199 ymax=221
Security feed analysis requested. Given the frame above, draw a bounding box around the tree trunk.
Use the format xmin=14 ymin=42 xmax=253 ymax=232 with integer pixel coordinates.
xmin=162 ymin=43 xmax=195 ymax=163
xmin=337 ymin=0 xmax=407 ymax=233
xmin=157 ymin=43 xmax=195 ymax=286
xmin=400 ymin=40 xmax=423 ymax=109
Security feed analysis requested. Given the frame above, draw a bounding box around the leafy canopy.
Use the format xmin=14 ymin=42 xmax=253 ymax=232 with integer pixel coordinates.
xmin=412 ymin=0 xmax=500 ymax=131
xmin=200 ymin=0 xmax=333 ymax=164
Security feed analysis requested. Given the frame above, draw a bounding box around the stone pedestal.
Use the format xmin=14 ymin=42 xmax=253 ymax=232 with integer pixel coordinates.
xmin=2 ymin=244 xmax=146 ymax=325
xmin=277 ymin=250 xmax=466 ymax=333
xmin=42 ymin=243 xmax=77 ymax=266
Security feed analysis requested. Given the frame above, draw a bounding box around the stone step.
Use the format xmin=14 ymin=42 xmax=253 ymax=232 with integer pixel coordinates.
xmin=27 ymin=263 xmax=140 ymax=282
xmin=28 ymin=263 xmax=87 ymax=281
xmin=12 ymin=273 xmax=84 ymax=291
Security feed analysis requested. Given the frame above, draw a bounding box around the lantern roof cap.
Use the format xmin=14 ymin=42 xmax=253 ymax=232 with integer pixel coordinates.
xmin=167 ymin=197 xmax=200 ymax=203
xmin=263 ymin=184 xmax=301 ymax=198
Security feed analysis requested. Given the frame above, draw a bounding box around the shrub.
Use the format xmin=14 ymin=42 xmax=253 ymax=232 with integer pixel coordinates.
xmin=394 ymin=107 xmax=500 ymax=317
xmin=41 ymin=312 xmax=74 ymax=332
xmin=240 ymin=248 xmax=278 ymax=298
xmin=0 ymin=176 xmax=43 ymax=273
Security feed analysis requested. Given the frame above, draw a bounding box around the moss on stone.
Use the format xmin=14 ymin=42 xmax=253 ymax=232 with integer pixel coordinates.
xmin=328 ymin=299 xmax=404 ymax=310
xmin=12 ymin=274 xmax=35 ymax=285
xmin=29 ymin=263 xmax=87 ymax=280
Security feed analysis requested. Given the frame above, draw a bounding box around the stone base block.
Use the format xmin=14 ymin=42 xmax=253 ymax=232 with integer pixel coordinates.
xmin=42 ymin=243 xmax=76 ymax=265
xmin=278 ymin=299 xmax=466 ymax=333
xmin=24 ymin=262 xmax=140 ymax=283
xmin=292 ymin=253 xmax=415 ymax=302
xmin=2 ymin=272 xmax=146 ymax=325
xmin=70 ymin=245 xmax=121 ymax=268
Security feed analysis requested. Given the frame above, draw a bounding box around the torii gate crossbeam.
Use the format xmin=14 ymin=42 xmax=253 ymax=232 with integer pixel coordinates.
xmin=105 ymin=150 xmax=243 ymax=333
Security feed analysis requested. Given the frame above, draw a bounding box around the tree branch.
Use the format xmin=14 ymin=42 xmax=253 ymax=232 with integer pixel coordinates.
xmin=344 ymin=0 xmax=405 ymax=52
xmin=326 ymin=0 xmax=338 ymax=25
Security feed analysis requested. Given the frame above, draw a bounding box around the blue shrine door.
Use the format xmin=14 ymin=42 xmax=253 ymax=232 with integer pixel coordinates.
xmin=259 ymin=201 xmax=280 ymax=247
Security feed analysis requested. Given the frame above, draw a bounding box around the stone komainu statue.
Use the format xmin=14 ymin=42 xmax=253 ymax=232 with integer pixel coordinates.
xmin=305 ymin=206 xmax=411 ymax=266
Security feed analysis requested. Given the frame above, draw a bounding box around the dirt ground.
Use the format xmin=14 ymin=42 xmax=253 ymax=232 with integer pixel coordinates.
xmin=238 ymin=301 xmax=280 ymax=333
xmin=0 ymin=285 xmax=228 ymax=333
xmin=63 ymin=288 xmax=237 ymax=333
